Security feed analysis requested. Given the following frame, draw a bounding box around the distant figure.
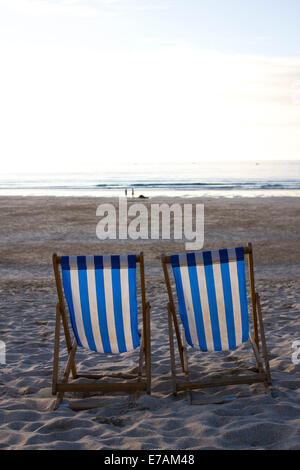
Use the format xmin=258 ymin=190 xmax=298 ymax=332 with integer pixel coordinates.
xmin=125 ymin=188 xmax=128 ymax=197
xmin=132 ymin=188 xmax=134 ymax=197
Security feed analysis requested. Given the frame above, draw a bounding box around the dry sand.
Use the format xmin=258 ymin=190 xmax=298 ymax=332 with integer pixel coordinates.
xmin=0 ymin=196 xmax=299 ymax=450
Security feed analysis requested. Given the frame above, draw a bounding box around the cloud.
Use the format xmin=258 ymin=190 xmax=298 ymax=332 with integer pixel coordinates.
xmin=0 ymin=0 xmax=98 ymax=17
xmin=0 ymin=0 xmax=170 ymax=18
xmin=0 ymin=4 xmax=299 ymax=171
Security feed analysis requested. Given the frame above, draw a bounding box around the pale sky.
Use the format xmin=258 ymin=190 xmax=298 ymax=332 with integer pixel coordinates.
xmin=0 ymin=0 xmax=300 ymax=173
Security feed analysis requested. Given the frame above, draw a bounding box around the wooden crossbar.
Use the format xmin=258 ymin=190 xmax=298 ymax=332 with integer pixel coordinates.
xmin=56 ymin=382 xmax=147 ymax=393
xmin=177 ymin=373 xmax=267 ymax=391
xmin=56 ymin=254 xmax=142 ymax=264
xmin=161 ymin=245 xmax=252 ymax=264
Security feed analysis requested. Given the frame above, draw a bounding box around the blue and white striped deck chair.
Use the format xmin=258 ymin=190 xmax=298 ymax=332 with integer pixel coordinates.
xmin=162 ymin=244 xmax=271 ymax=399
xmin=52 ymin=252 xmax=151 ymax=408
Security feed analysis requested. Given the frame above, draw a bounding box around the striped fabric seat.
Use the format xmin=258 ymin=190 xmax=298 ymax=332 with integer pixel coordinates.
xmin=60 ymin=255 xmax=140 ymax=354
xmin=171 ymin=247 xmax=249 ymax=352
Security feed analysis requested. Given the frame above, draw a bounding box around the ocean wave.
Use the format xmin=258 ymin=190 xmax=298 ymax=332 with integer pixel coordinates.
xmin=1 ymin=181 xmax=300 ymax=191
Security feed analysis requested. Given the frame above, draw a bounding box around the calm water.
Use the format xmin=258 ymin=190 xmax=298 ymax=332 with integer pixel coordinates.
xmin=1 ymin=161 xmax=300 ymax=198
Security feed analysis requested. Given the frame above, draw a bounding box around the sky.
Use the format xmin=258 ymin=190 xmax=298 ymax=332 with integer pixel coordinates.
xmin=0 ymin=0 xmax=300 ymax=173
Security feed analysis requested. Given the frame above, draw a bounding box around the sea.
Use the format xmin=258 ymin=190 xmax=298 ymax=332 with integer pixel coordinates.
xmin=1 ymin=160 xmax=300 ymax=198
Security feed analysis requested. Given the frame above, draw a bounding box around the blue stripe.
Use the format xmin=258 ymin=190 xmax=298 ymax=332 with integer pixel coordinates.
xmin=127 ymin=255 xmax=140 ymax=349
xmin=186 ymin=253 xmax=207 ymax=351
xmin=128 ymin=254 xmax=136 ymax=270
xmin=111 ymin=256 xmax=127 ymax=353
xmin=202 ymin=252 xmax=222 ymax=351
xmin=235 ymin=247 xmax=249 ymax=342
xmin=235 ymin=246 xmax=245 ymax=262
xmin=170 ymin=254 xmax=180 ymax=268
xmin=61 ymin=256 xmax=82 ymax=347
xmin=60 ymin=254 xmax=141 ymax=354
xmin=77 ymin=256 xmax=97 ymax=351
xmin=171 ymin=255 xmax=193 ymax=347
xmin=219 ymin=249 xmax=236 ymax=349
xmin=94 ymin=256 xmax=111 ymax=353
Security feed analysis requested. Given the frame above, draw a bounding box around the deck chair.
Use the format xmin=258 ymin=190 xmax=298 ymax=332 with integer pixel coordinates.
xmin=162 ymin=243 xmax=271 ymax=404
xmin=52 ymin=252 xmax=151 ymax=409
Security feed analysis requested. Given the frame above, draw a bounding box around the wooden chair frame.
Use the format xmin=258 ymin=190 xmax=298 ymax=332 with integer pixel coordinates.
xmin=162 ymin=243 xmax=272 ymax=403
xmin=52 ymin=252 xmax=151 ymax=409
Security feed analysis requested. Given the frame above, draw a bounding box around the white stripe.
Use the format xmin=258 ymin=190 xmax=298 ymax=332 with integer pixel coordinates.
xmin=69 ymin=257 xmax=89 ymax=349
xmin=211 ymin=251 xmax=229 ymax=351
xmin=103 ymin=256 xmax=119 ymax=353
xmin=120 ymin=256 xmax=134 ymax=352
xmin=178 ymin=255 xmax=199 ymax=347
xmin=227 ymin=249 xmax=243 ymax=346
xmin=194 ymin=252 xmax=214 ymax=351
xmin=85 ymin=256 xmax=104 ymax=353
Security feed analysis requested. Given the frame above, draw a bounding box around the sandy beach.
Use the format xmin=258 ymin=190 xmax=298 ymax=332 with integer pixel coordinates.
xmin=0 ymin=195 xmax=300 ymax=450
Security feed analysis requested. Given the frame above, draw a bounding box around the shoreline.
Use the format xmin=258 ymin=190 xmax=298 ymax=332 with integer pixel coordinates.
xmin=1 ymin=192 xmax=300 ymax=199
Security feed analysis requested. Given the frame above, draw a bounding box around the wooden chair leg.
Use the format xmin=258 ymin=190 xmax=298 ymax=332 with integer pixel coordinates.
xmin=181 ymin=327 xmax=192 ymax=404
xmin=52 ymin=302 xmax=78 ymax=399
xmin=133 ymin=335 xmax=145 ymax=400
xmin=256 ymin=294 xmax=272 ymax=385
xmin=53 ymin=254 xmax=77 ymax=379
xmin=145 ymin=302 xmax=151 ymax=395
xmin=167 ymin=303 xmax=177 ymax=396
xmin=52 ymin=392 xmax=64 ymax=410
xmin=137 ymin=335 xmax=144 ymax=382
xmin=250 ymin=334 xmax=264 ymax=373
xmin=162 ymin=259 xmax=185 ymax=372
xmin=52 ymin=340 xmax=78 ymax=410
xmin=171 ymin=307 xmax=185 ymax=373
xmin=61 ymin=318 xmax=77 ymax=380
xmin=52 ymin=303 xmax=61 ymax=395
xmin=250 ymin=334 xmax=268 ymax=393
xmin=248 ymin=244 xmax=259 ymax=350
